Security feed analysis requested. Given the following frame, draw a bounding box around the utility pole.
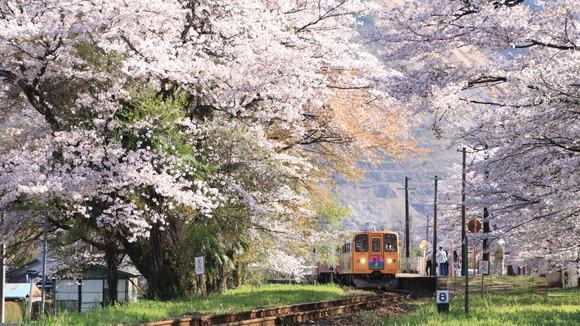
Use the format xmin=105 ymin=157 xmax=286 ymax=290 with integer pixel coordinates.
xmin=425 ymin=215 xmax=429 ymax=245
xmin=482 ymin=145 xmax=490 ymax=262
xmin=1 ymin=211 xmax=5 ymax=324
xmin=399 ymin=177 xmax=414 ymax=272
xmin=41 ymin=207 xmax=48 ymax=315
xmin=431 ymin=175 xmax=442 ymax=276
xmin=460 ymin=148 xmax=469 ymax=312
xmin=461 ymin=147 xmax=467 ymax=275
xmin=405 ymin=177 xmax=410 ymax=259
xmin=483 ymin=208 xmax=490 ymax=261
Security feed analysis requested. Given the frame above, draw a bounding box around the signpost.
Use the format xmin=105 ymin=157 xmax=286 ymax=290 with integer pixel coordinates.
xmin=195 ymin=257 xmax=205 ymax=275
xmin=195 ymin=256 xmax=205 ymax=299
xmin=463 ymin=219 xmax=481 ymax=314
xmin=478 ymin=260 xmax=489 ymax=275
xmin=479 ymin=260 xmax=489 ymax=297
xmin=467 ymin=219 xmax=481 ymax=233
xmin=436 ymin=290 xmax=450 ymax=312
xmin=468 ymin=220 xmax=481 ymax=276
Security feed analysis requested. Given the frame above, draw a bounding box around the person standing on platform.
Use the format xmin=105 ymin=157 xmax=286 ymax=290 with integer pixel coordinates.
xmin=425 ymin=250 xmax=433 ymax=276
xmin=436 ymin=246 xmax=448 ymax=276
xmin=492 ymin=238 xmax=506 ymax=275
xmin=453 ymin=250 xmax=460 ymax=276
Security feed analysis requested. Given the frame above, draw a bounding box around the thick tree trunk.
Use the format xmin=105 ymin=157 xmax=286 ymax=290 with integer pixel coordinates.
xmin=104 ymin=233 xmax=119 ymax=306
xmin=218 ymin=266 xmax=228 ymax=294
xmin=123 ymin=222 xmax=183 ymax=300
xmin=147 ymin=222 xmax=162 ymax=300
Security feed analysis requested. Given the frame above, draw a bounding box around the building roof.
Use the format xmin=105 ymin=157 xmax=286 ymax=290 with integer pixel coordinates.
xmin=7 ymin=259 xmax=140 ymax=281
xmin=84 ymin=264 xmax=141 ymax=279
xmin=6 ymin=259 xmax=41 ymax=277
xmin=4 ymin=283 xmax=42 ymax=299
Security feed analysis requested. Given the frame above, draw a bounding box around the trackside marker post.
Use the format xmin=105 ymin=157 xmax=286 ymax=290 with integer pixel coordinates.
xmin=195 ymin=256 xmax=205 ymax=299
xmin=479 ymin=260 xmax=489 ymax=297
xmin=436 ymin=290 xmax=450 ymax=312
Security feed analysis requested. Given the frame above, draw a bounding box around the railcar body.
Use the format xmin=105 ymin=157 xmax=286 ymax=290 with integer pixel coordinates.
xmin=318 ymin=231 xmax=400 ymax=288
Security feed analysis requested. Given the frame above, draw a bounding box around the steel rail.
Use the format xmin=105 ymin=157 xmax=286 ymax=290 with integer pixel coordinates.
xmin=127 ymin=289 xmax=411 ymax=326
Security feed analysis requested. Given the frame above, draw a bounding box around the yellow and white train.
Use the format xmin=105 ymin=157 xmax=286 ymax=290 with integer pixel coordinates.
xmin=317 ymin=231 xmax=400 ymax=288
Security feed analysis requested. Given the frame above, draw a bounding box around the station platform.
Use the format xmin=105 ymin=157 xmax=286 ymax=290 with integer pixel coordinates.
xmin=395 ymin=274 xmax=445 ymax=296
xmin=396 ymin=272 xmax=427 ymax=278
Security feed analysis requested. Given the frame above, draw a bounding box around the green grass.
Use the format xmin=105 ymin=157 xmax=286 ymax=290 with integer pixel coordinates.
xmin=364 ymin=287 xmax=580 ymax=326
xmin=25 ymin=277 xmax=580 ymax=326
xmin=25 ymin=284 xmax=355 ymax=326
xmin=5 ymin=301 xmax=24 ymax=323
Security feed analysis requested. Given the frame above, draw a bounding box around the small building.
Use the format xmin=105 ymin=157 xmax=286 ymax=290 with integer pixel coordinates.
xmin=54 ymin=265 xmax=142 ymax=312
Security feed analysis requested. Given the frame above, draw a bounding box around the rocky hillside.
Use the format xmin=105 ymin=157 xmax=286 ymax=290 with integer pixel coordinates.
xmin=336 ymin=130 xmax=458 ymax=243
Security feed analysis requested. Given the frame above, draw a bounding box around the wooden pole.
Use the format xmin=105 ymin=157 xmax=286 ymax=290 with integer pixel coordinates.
xmin=450 ymin=244 xmax=455 ymax=276
xmin=473 ymin=247 xmax=477 ymax=276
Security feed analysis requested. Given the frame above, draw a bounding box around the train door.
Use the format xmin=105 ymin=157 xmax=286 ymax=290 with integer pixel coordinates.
xmin=352 ymin=233 xmax=369 ymax=274
xmin=368 ymin=234 xmax=385 ymax=271
xmin=383 ymin=233 xmax=400 ymax=274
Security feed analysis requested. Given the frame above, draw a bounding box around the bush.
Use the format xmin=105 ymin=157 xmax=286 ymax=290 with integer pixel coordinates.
xmin=6 ymin=301 xmax=24 ymax=323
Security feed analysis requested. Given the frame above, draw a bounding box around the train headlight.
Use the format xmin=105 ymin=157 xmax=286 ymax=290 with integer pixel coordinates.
xmin=387 ymin=259 xmax=393 ymax=263
xmin=359 ymin=258 xmax=366 ymax=263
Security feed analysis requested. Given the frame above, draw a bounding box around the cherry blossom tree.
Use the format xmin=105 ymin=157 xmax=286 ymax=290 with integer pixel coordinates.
xmin=371 ymin=0 xmax=580 ymax=270
xmin=0 ymin=0 xmax=420 ymax=299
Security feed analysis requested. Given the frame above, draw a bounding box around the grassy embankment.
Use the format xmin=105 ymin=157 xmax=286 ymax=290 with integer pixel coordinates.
xmin=362 ymin=276 xmax=580 ymax=326
xmin=22 ymin=283 xmax=362 ymax=326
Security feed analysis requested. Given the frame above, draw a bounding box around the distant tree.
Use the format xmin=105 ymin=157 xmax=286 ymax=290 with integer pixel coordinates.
xmin=371 ymin=0 xmax=580 ymax=266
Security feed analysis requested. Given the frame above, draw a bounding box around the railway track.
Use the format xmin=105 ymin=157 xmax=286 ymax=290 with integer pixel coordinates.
xmin=126 ymin=289 xmax=411 ymax=326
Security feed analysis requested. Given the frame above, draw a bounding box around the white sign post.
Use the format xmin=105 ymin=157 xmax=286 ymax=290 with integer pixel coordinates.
xmin=478 ymin=260 xmax=489 ymax=296
xmin=478 ymin=260 xmax=489 ymax=275
xmin=195 ymin=257 xmax=205 ymax=275
xmin=195 ymin=256 xmax=205 ymax=299
xmin=436 ymin=290 xmax=450 ymax=312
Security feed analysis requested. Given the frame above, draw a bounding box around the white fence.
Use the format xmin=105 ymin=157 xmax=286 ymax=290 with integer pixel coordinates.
xmin=400 ymin=256 xmax=426 ymax=275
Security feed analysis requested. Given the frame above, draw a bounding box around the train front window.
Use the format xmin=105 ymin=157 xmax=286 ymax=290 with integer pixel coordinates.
xmin=355 ymin=234 xmax=368 ymax=252
xmin=384 ymin=234 xmax=398 ymax=252
xmin=372 ymin=238 xmax=381 ymax=252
